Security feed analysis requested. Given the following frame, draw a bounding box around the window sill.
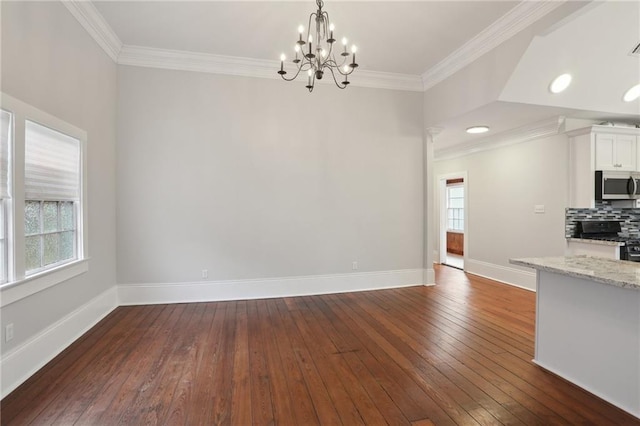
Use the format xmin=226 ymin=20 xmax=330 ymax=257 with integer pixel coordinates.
xmin=0 ymin=259 xmax=89 ymax=307
xmin=446 ymin=229 xmax=465 ymax=234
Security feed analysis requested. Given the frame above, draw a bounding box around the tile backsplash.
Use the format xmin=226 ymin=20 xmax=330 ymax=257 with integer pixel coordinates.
xmin=566 ymin=204 xmax=640 ymax=238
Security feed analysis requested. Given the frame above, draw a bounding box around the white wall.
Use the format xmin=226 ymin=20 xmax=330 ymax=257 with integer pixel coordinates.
xmin=116 ymin=66 xmax=424 ymax=293
xmin=434 ymin=132 xmax=569 ymax=289
xmin=0 ymin=1 xmax=117 ymax=393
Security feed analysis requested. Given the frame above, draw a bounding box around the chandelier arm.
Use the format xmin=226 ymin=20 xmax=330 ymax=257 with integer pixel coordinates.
xmin=327 ymin=54 xmax=350 ymax=73
xmin=280 ymin=59 xmax=315 ymax=82
xmin=327 ymin=67 xmax=347 ymax=89
xmin=279 ymin=67 xmax=303 ymax=82
xmin=322 ymin=58 xmax=352 ymax=76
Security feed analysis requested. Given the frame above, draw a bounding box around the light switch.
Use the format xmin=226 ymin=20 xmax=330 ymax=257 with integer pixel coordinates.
xmin=534 ymin=205 xmax=545 ymax=214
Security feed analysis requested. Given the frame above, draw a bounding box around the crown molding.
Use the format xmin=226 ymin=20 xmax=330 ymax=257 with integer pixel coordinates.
xmin=421 ymin=0 xmax=565 ymax=91
xmin=118 ymin=45 xmax=424 ymax=92
xmin=425 ymin=127 xmax=444 ymax=139
xmin=62 ymin=0 xmax=123 ymax=62
xmin=434 ymin=115 xmax=566 ymax=160
xmin=65 ymin=0 xmax=563 ymax=93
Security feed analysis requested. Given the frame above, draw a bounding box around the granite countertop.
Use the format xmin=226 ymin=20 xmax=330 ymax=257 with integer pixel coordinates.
xmin=509 ymin=256 xmax=640 ymax=290
xmin=566 ymin=237 xmax=624 ymax=247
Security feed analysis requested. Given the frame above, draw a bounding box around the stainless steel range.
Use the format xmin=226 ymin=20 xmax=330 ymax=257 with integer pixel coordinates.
xmin=576 ymin=220 xmax=640 ymax=262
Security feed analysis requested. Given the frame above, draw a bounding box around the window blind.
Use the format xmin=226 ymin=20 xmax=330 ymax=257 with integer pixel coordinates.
xmin=0 ymin=110 xmax=10 ymax=199
xmin=25 ymin=121 xmax=80 ymax=201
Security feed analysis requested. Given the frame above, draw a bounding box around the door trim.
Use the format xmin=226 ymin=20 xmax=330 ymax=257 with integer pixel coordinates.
xmin=437 ymin=171 xmax=468 ymax=269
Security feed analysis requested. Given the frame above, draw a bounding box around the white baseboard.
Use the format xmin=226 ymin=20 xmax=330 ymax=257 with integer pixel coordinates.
xmin=0 ymin=286 xmax=118 ymax=398
xmin=423 ymin=268 xmax=435 ymax=286
xmin=118 ymin=268 xmax=425 ymax=305
xmin=465 ymin=259 xmax=536 ymax=291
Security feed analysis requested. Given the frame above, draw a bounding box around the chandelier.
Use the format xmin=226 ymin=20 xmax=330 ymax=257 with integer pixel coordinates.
xmin=277 ymin=0 xmax=358 ymax=92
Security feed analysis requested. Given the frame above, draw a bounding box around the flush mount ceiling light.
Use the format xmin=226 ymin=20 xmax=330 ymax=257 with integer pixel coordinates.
xmin=277 ymin=0 xmax=358 ymax=92
xmin=623 ymin=84 xmax=640 ymax=102
xmin=466 ymin=126 xmax=490 ymax=134
xmin=549 ymin=73 xmax=572 ymax=94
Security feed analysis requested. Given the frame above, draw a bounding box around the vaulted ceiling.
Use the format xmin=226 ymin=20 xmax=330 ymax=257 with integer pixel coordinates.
xmin=74 ymin=1 xmax=640 ymax=153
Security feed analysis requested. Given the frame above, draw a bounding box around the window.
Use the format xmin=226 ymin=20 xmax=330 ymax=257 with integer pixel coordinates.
xmin=0 ymin=110 xmax=11 ymax=284
xmin=447 ymin=184 xmax=464 ymax=232
xmin=25 ymin=121 xmax=80 ymax=275
xmin=0 ymin=93 xmax=87 ymax=305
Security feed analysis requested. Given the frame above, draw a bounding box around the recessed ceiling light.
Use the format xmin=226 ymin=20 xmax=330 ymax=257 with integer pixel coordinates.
xmin=623 ymin=84 xmax=640 ymax=102
xmin=549 ymin=73 xmax=572 ymax=94
xmin=466 ymin=126 xmax=489 ymax=134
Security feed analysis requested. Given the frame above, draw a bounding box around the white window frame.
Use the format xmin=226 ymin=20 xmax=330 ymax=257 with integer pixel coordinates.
xmin=446 ymin=183 xmax=464 ymax=233
xmin=0 ymin=109 xmax=12 ymax=285
xmin=0 ymin=93 xmax=88 ymax=307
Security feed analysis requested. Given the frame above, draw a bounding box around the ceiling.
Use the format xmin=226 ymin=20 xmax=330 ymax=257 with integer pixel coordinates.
xmin=87 ymin=1 xmax=639 ymax=154
xmin=93 ymin=1 xmax=518 ymax=76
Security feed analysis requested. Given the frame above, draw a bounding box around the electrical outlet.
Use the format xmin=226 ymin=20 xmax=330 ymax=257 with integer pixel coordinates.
xmin=352 ymin=261 xmax=358 ymax=270
xmin=534 ymin=205 xmax=545 ymax=214
xmin=202 ymin=269 xmax=208 ymax=279
xmin=6 ymin=323 xmax=14 ymax=342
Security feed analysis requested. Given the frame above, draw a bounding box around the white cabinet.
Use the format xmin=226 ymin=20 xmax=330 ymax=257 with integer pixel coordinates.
xmin=595 ymin=133 xmax=637 ymax=171
xmin=568 ymin=125 xmax=640 ymax=208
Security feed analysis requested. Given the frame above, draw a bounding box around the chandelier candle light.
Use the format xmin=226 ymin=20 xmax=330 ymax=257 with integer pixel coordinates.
xmin=278 ymin=0 xmax=358 ymax=92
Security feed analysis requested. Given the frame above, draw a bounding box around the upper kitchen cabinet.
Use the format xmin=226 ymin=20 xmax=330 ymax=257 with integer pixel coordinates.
xmin=594 ymin=132 xmax=637 ymax=171
xmin=568 ymin=125 xmax=640 ymax=208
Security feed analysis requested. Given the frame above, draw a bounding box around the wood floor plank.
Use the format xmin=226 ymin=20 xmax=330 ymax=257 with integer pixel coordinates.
xmin=186 ymin=302 xmax=227 ymax=425
xmin=371 ymin=288 xmax=576 ymax=425
xmin=290 ymin=296 xmax=369 ymax=425
xmin=101 ymin=303 xmax=195 ymax=425
xmin=246 ymin=300 xmax=275 ymax=425
xmin=311 ymin=296 xmax=413 ymax=425
xmin=71 ymin=304 xmax=182 ymax=425
xmin=230 ymin=300 xmax=252 ymax=425
xmin=274 ymin=298 xmax=343 ymax=425
xmin=2 ymin=265 xmax=639 ymax=426
xmin=353 ymin=291 xmax=526 ymax=426
xmin=265 ymin=298 xmax=319 ymax=426
xmin=325 ymin=293 xmax=459 ymax=425
xmin=208 ymin=301 xmax=237 ymax=425
xmin=304 ymin=296 xmax=408 ymax=425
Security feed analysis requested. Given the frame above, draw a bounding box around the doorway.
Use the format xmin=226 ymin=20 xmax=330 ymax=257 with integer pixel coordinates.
xmin=438 ymin=172 xmax=468 ymax=270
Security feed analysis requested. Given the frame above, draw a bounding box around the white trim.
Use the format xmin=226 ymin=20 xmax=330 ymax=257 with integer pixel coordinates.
xmin=421 ymin=0 xmax=565 ymax=91
xmin=465 ymin=258 xmax=536 ymax=291
xmin=437 ymin=171 xmax=468 ymax=267
xmin=566 ymin=124 xmax=640 ymax=138
xmin=61 ymin=0 xmax=561 ymax=93
xmin=0 ymin=260 xmax=88 ymax=307
xmin=0 ymin=286 xmax=118 ymax=398
xmin=423 ymin=268 xmax=435 ymax=286
xmin=61 ymin=2 xmax=423 ymax=92
xmin=435 ymin=115 xmax=565 ymax=161
xmin=0 ymin=93 xmax=90 ymax=306
xmin=118 ymin=269 xmax=425 ymax=305
xmin=117 ymin=45 xmax=423 ymax=92
xmin=61 ymin=0 xmax=123 ymax=62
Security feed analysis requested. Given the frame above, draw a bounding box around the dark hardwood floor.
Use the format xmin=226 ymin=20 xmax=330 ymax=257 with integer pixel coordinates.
xmin=2 ymin=265 xmax=639 ymax=425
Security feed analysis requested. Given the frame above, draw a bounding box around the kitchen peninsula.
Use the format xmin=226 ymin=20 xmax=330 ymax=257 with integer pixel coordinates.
xmin=510 ymin=256 xmax=640 ymax=419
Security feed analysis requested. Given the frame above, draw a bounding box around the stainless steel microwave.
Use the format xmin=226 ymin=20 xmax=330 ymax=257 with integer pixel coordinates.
xmin=595 ymin=170 xmax=640 ymax=200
